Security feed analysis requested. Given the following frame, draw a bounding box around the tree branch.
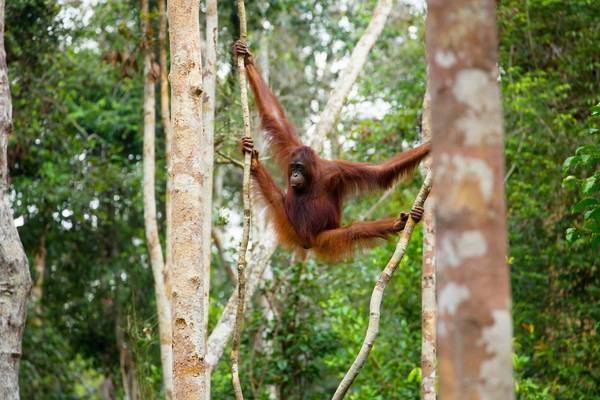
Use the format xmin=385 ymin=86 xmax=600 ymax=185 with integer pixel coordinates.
xmin=309 ymin=0 xmax=393 ymax=153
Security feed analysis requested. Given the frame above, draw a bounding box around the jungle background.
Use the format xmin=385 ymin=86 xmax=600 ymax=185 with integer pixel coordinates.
xmin=6 ymin=0 xmax=600 ymax=398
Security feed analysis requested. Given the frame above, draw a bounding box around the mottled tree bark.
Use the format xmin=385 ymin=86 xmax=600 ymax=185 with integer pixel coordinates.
xmin=310 ymin=0 xmax=392 ymax=153
xmin=167 ymin=0 xmax=213 ymax=397
xmin=141 ymin=1 xmax=173 ymax=397
xmin=426 ymin=1 xmax=514 ymax=399
xmin=0 ymin=1 xmax=32 ymax=398
xmin=420 ymin=88 xmax=436 ymax=400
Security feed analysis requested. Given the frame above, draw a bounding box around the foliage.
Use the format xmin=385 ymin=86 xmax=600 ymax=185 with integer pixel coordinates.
xmin=562 ymin=103 xmax=600 ymax=248
xmin=5 ymin=0 xmax=600 ymax=398
xmin=499 ymin=0 xmax=600 ymax=397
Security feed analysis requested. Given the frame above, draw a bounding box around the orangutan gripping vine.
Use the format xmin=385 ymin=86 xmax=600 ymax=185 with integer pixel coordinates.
xmin=233 ymin=41 xmax=430 ymax=262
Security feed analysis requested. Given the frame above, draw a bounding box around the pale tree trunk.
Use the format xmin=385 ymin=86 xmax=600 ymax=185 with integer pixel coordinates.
xmin=167 ymin=0 xmax=212 ymax=397
xmin=426 ymin=1 xmax=514 ymax=399
xmin=206 ymin=226 xmax=277 ymax=369
xmin=202 ymin=0 xmax=217 ymax=395
xmin=332 ymin=173 xmax=432 ymax=400
xmin=310 ymin=0 xmax=392 ymax=153
xmin=31 ymin=236 xmax=46 ymax=307
xmin=420 ymin=89 xmax=436 ymax=400
xmin=158 ymin=0 xmax=172 ymax=301
xmin=116 ymin=315 xmax=141 ymax=400
xmin=0 ymin=1 xmax=32 ymax=398
xmin=257 ymin=264 xmax=278 ymax=400
xmin=99 ymin=377 xmax=116 ymax=400
xmin=141 ymin=1 xmax=173 ymax=398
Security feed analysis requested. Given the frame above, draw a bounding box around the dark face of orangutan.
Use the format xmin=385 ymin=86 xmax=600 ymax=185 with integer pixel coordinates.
xmin=288 ymin=146 xmax=317 ymax=192
xmin=289 ymin=160 xmax=307 ymax=190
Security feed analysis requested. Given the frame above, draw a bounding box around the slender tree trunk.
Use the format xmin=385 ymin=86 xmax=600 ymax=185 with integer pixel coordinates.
xmin=141 ymin=1 xmax=173 ymax=397
xmin=31 ymin=236 xmax=46 ymax=306
xmin=99 ymin=376 xmax=116 ymax=400
xmin=116 ymin=315 xmax=141 ymax=400
xmin=207 ymin=231 xmax=277 ymax=369
xmin=158 ymin=0 xmax=172 ymax=301
xmin=257 ymin=264 xmax=278 ymax=400
xmin=426 ymin=1 xmax=514 ymax=399
xmin=167 ymin=0 xmax=212 ymax=397
xmin=203 ymin=1 xmax=218 ymax=396
xmin=310 ymin=0 xmax=392 ymax=152
xmin=0 ymin=2 xmax=32 ymax=398
xmin=420 ymin=89 xmax=436 ymax=400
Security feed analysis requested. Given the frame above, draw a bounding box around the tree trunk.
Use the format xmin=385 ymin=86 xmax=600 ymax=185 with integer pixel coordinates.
xmin=206 ymin=230 xmax=277 ymax=369
xmin=426 ymin=0 xmax=514 ymax=398
xmin=167 ymin=0 xmax=212 ymax=397
xmin=420 ymin=89 xmax=436 ymax=400
xmin=31 ymin=236 xmax=46 ymax=307
xmin=141 ymin=1 xmax=173 ymax=398
xmin=203 ymin=1 xmax=218 ymax=395
xmin=158 ymin=0 xmax=172 ymax=301
xmin=310 ymin=0 xmax=392 ymax=153
xmin=0 ymin=1 xmax=32 ymax=398
xmin=116 ymin=315 xmax=141 ymax=400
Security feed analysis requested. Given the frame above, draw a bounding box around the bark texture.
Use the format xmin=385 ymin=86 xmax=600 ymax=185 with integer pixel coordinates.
xmin=0 ymin=1 xmax=32 ymax=398
xmin=426 ymin=1 xmax=514 ymax=399
xmin=310 ymin=0 xmax=392 ymax=152
xmin=141 ymin=2 xmax=173 ymax=397
xmin=420 ymin=88 xmax=436 ymax=400
xmin=167 ymin=0 xmax=213 ymax=397
xmin=332 ymin=172 xmax=432 ymax=400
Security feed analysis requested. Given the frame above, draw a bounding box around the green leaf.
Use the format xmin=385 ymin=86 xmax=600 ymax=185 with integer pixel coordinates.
xmin=573 ymin=198 xmax=599 ymax=213
xmin=566 ymin=227 xmax=577 ymax=243
xmin=575 ymin=145 xmax=598 ymax=156
xmin=562 ymin=156 xmax=579 ymax=172
xmin=406 ymin=367 xmax=421 ymax=383
xmin=584 ymin=207 xmax=600 ymax=223
xmin=582 ymin=176 xmax=598 ymax=194
xmin=562 ymin=175 xmax=578 ymax=190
